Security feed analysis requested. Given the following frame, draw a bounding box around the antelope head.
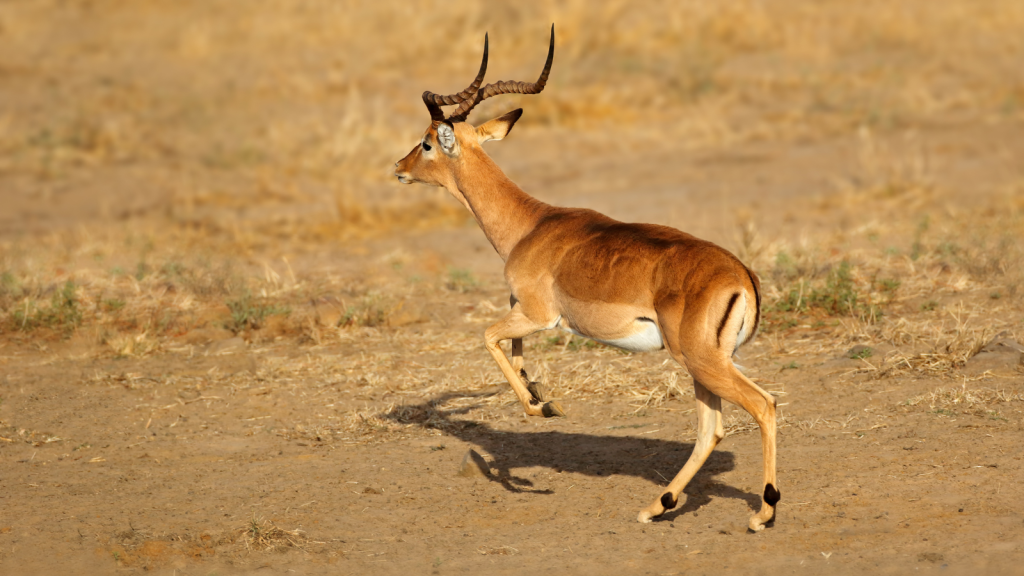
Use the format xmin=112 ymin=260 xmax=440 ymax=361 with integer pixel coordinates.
xmin=394 ymin=27 xmax=555 ymax=189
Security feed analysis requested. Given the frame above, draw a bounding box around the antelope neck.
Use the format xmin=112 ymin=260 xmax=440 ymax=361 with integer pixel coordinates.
xmin=449 ymin=150 xmax=548 ymax=261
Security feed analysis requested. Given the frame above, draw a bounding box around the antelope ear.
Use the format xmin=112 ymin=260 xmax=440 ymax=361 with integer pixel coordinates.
xmin=476 ymin=109 xmax=523 ymax=144
xmin=437 ymin=121 xmax=459 ymax=155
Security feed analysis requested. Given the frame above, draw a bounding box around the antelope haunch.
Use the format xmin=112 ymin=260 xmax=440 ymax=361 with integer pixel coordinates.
xmin=394 ymin=27 xmax=780 ymax=531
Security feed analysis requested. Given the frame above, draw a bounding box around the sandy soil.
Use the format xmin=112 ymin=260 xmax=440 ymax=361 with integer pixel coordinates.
xmin=2 ymin=124 xmax=1024 ymax=576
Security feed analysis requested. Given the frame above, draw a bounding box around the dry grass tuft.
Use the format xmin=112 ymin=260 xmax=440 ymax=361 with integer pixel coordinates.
xmin=789 ymin=413 xmax=861 ymax=433
xmin=625 ymin=371 xmax=694 ymax=414
xmin=239 ymin=513 xmax=307 ymax=553
xmin=757 ymin=208 xmax=1024 ymax=358
xmin=0 ymin=231 xmax=423 ymax=351
xmin=103 ymin=331 xmax=161 ymax=358
xmin=3 ymin=280 xmax=83 ymax=335
xmin=902 ymin=383 xmax=1024 ymax=418
xmin=873 ymin=315 xmax=996 ymax=377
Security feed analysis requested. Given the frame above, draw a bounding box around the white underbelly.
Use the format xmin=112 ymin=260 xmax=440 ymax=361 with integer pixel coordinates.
xmin=560 ymin=318 xmax=664 ymax=353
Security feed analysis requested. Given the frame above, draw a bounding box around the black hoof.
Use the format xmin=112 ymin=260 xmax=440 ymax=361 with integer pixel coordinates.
xmin=541 ymin=401 xmax=565 ymax=418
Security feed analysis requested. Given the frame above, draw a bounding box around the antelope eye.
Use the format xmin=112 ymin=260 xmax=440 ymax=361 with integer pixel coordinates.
xmin=422 ymin=141 xmax=432 ymax=151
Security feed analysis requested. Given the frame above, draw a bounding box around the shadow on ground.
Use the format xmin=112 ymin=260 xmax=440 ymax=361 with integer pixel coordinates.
xmin=381 ymin=391 xmax=762 ymax=520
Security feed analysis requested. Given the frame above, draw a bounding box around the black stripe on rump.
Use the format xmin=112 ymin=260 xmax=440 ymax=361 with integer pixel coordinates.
xmin=744 ymin=268 xmax=762 ymax=342
xmin=716 ymin=293 xmax=740 ymax=348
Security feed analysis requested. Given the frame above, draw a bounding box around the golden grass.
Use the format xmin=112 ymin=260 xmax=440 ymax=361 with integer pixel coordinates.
xmin=2 ymin=206 xmax=1020 ymax=394
xmin=0 ymin=226 xmax=435 ymax=350
xmin=53 ymin=226 xmax=1018 ymax=444
xmin=902 ymin=383 xmax=1024 ymax=417
xmin=1 ymin=0 xmax=1022 ymax=239
xmin=52 ymin=216 xmax=1013 ymax=447
xmin=725 ymin=203 xmax=1024 ymax=389
xmin=239 ymin=513 xmax=309 ymax=553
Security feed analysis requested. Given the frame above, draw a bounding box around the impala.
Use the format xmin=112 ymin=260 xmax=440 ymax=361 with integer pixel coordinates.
xmin=394 ymin=27 xmax=780 ymax=531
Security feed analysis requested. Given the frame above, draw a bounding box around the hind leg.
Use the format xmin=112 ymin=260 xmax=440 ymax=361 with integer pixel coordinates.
xmin=649 ymin=295 xmax=779 ymax=530
xmin=638 ymin=380 xmax=723 ymax=522
xmin=691 ymin=361 xmax=779 ymax=531
xmin=737 ymin=368 xmax=779 ymax=530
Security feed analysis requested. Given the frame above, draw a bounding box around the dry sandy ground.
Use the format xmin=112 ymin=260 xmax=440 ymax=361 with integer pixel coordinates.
xmin=2 ymin=123 xmax=1024 ymax=576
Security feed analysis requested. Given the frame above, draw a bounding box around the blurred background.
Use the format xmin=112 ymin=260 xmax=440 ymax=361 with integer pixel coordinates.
xmin=3 ymin=0 xmax=1022 ymax=233
xmin=2 ymin=5 xmax=1024 ymax=570
xmin=0 ymin=0 xmax=1022 ymax=342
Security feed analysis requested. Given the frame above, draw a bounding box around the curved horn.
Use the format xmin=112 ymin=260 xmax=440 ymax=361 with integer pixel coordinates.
xmin=448 ymin=24 xmax=554 ymax=122
xmin=422 ymin=33 xmax=489 ymax=122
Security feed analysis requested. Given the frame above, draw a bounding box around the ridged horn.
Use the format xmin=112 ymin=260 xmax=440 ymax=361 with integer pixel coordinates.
xmin=422 ymin=33 xmax=489 ymax=122
xmin=447 ymin=24 xmax=554 ymax=122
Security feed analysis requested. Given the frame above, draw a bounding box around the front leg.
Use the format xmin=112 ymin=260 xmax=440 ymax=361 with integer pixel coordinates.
xmin=485 ymin=308 xmax=565 ymax=418
xmin=510 ymin=337 xmax=549 ymax=405
xmin=508 ymin=294 xmax=550 ymax=407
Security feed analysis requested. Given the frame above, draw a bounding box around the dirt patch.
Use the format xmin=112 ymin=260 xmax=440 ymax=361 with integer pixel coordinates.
xmin=2 ymin=264 xmax=1022 ymax=574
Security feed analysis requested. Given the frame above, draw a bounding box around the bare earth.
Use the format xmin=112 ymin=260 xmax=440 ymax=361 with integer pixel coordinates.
xmin=3 ymin=124 xmax=1024 ymax=575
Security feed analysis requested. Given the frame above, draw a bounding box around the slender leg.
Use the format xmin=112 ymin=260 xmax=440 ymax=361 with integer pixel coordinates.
xmin=510 ymin=337 xmax=548 ymax=403
xmin=736 ymin=369 xmax=779 ymax=531
xmin=509 ymin=296 xmax=526 ymax=374
xmin=695 ymin=363 xmax=779 ymax=531
xmin=638 ymin=380 xmax=723 ymax=522
xmin=485 ymin=308 xmax=565 ymax=418
xmin=511 ymin=337 xmax=525 ymax=374
xmin=508 ymin=294 xmax=545 ymax=403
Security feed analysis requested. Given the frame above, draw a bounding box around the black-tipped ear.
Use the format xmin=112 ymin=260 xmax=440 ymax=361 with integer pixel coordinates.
xmin=476 ymin=109 xmax=523 ymax=143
